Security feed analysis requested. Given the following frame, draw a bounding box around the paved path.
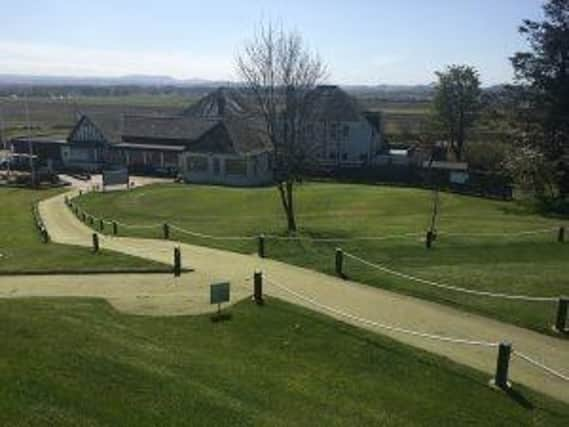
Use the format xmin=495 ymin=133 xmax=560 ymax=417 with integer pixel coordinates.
xmin=1 ymin=191 xmax=568 ymax=403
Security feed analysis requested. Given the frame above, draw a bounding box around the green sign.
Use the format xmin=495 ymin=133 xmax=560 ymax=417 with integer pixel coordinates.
xmin=210 ymin=282 xmax=230 ymax=305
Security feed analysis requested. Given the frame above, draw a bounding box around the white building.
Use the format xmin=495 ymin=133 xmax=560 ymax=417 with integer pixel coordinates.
xmin=304 ymin=85 xmax=384 ymax=168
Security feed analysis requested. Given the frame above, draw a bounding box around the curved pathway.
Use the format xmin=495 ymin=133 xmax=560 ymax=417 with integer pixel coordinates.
xmin=1 ymin=190 xmax=567 ymax=403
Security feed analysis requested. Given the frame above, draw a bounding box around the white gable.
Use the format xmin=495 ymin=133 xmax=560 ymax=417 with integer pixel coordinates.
xmin=69 ymin=117 xmax=107 ymax=144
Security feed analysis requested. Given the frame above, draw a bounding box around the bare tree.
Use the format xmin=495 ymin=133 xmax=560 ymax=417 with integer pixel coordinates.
xmin=236 ymin=22 xmax=327 ymax=232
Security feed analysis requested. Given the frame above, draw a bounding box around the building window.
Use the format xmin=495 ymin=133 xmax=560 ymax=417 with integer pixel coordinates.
xmin=225 ymin=158 xmax=247 ymax=176
xmin=329 ymin=152 xmax=336 ymax=159
xmin=187 ymin=156 xmax=208 ymax=172
xmin=343 ymin=125 xmax=350 ymax=138
xmin=342 ymin=153 xmax=348 ymax=160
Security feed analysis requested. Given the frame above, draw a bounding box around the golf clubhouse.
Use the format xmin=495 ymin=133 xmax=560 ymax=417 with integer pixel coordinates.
xmin=9 ymin=85 xmax=383 ymax=186
xmin=10 ymin=99 xmax=274 ymax=187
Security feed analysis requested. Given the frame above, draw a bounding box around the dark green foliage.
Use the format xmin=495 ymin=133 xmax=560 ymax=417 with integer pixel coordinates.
xmin=432 ymin=65 xmax=482 ymax=161
xmin=510 ymin=0 xmax=569 ymax=199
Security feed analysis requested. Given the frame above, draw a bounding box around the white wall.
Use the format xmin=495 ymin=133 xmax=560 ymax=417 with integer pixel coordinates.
xmin=180 ymin=152 xmax=273 ymax=186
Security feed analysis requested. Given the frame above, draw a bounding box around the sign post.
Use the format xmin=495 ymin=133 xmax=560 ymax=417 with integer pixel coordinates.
xmin=210 ymin=282 xmax=230 ymax=318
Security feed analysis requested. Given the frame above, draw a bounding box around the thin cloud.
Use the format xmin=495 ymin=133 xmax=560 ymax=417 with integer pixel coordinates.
xmin=0 ymin=41 xmax=235 ymax=80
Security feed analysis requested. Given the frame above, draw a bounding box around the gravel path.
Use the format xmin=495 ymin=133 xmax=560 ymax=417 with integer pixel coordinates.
xmin=1 ymin=190 xmax=567 ymax=403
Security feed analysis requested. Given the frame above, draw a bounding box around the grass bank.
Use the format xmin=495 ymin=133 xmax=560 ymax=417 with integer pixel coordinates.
xmin=0 ymin=297 xmax=567 ymax=426
xmin=75 ymin=183 xmax=569 ymax=335
xmin=0 ymin=187 xmax=167 ymax=273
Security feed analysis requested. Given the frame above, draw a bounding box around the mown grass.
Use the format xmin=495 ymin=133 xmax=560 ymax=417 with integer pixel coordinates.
xmin=0 ymin=187 xmax=167 ymax=272
xmin=0 ymin=297 xmax=567 ymax=426
xmin=76 ymin=183 xmax=569 ymax=335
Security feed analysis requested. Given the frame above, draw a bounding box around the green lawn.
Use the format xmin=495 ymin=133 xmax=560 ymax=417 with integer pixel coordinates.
xmin=0 ymin=187 xmax=167 ymax=273
xmin=0 ymin=297 xmax=567 ymax=426
xmin=75 ymin=183 xmax=569 ymax=335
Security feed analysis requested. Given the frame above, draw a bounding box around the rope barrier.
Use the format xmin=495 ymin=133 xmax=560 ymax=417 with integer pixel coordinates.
xmin=264 ymin=276 xmax=499 ymax=347
xmin=169 ymin=225 xmax=256 ymax=241
xmin=66 ymin=197 xmax=563 ymax=244
xmin=513 ymin=351 xmax=569 ymax=382
xmin=438 ymin=228 xmax=557 ymax=238
xmin=113 ymin=221 xmax=164 ymax=230
xmin=264 ymin=232 xmax=423 ymax=242
xmin=264 ymin=275 xmax=568 ymax=384
xmin=343 ymin=251 xmax=558 ymax=302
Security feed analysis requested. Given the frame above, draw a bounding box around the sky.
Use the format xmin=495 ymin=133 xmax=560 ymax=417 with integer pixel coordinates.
xmin=0 ymin=0 xmax=546 ymax=86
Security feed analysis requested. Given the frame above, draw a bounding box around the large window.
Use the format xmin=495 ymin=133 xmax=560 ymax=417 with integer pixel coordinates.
xmin=225 ymin=158 xmax=247 ymax=176
xmin=186 ymin=156 xmax=208 ymax=172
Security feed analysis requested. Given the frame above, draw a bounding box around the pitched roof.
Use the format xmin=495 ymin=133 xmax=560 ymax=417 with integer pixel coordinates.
xmin=121 ymin=114 xmax=218 ymax=143
xmin=68 ymin=112 xmax=124 ymax=144
xmin=182 ymin=87 xmax=254 ymax=118
xmin=186 ymin=116 xmax=271 ymax=155
xmin=304 ymin=85 xmax=363 ymax=122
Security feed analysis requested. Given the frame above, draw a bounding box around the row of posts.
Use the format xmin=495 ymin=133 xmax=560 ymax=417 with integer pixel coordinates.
xmin=66 ymin=196 xmax=569 ymax=333
xmin=254 ymin=227 xmax=567 ymax=258
xmin=32 ymin=202 xmax=49 ymax=244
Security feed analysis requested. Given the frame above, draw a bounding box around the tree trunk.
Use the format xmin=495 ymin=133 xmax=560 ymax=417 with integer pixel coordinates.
xmin=456 ymin=110 xmax=465 ymax=161
xmin=277 ymin=180 xmax=297 ymax=233
xmin=286 ymin=180 xmax=297 ymax=232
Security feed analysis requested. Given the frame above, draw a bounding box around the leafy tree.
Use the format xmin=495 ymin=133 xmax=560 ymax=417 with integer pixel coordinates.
xmin=236 ymin=22 xmax=327 ymax=232
xmin=432 ymin=65 xmax=482 ymax=161
xmin=510 ymin=0 xmax=569 ymax=198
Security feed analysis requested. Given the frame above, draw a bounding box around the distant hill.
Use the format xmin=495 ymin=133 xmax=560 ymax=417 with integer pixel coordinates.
xmin=0 ymin=74 xmax=508 ymax=104
xmin=0 ymin=74 xmax=227 ymax=87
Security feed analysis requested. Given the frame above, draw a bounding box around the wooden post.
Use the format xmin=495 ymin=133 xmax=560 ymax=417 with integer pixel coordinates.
xmin=426 ymin=230 xmax=434 ymax=249
xmin=493 ymin=342 xmax=512 ymax=389
xmin=335 ymin=248 xmax=344 ymax=277
xmin=254 ymin=270 xmax=264 ymax=305
xmin=555 ymin=297 xmax=569 ymax=333
xmin=92 ymin=233 xmax=99 ymax=253
xmin=112 ymin=221 xmax=118 ymax=236
xmin=81 ymin=212 xmax=86 ymax=222
xmin=558 ymin=226 xmax=565 ymax=243
xmin=258 ymin=234 xmax=265 ymax=258
xmin=99 ymin=219 xmax=104 ymax=232
xmin=163 ymin=223 xmax=170 ymax=240
xmin=173 ymin=246 xmax=181 ymax=277
xmin=40 ymin=227 xmax=49 ymax=244
xmin=64 ymin=196 xmax=69 ymax=205
xmin=89 ymin=216 xmax=94 ymax=226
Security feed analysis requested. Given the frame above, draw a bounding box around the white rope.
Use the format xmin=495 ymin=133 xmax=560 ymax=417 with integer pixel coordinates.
xmin=438 ymin=228 xmax=557 ymax=238
xmin=113 ymin=221 xmax=164 ymax=229
xmin=343 ymin=251 xmax=558 ymax=302
xmin=265 ymin=276 xmax=499 ymax=347
xmin=264 ymin=232 xmax=423 ymax=242
xmin=513 ymin=351 xmax=569 ymax=382
xmin=170 ymin=225 xmax=256 ymax=241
